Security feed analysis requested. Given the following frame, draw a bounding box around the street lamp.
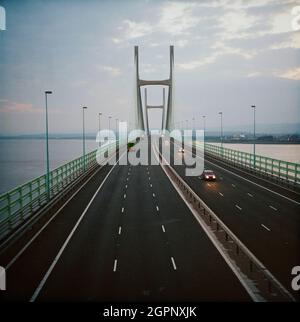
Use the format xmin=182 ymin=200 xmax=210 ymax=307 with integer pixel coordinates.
xmin=82 ymin=106 xmax=88 ymax=171
xmin=108 ymin=116 xmax=112 ymax=132
xmin=45 ymin=90 xmax=52 ymax=200
xmin=108 ymin=116 xmax=112 ymax=145
xmin=219 ymin=111 xmax=223 ymax=149
xmin=115 ymin=118 xmax=119 ymax=135
xmin=98 ymin=112 xmax=102 ymax=147
xmin=202 ymin=115 xmax=206 ymax=140
xmin=251 ymin=105 xmax=256 ymax=168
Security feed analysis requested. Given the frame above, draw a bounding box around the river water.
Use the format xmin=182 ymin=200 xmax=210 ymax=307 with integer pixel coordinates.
xmin=210 ymin=143 xmax=300 ymax=164
xmin=0 ymin=139 xmax=299 ymax=195
xmin=0 ymin=139 xmax=98 ymax=194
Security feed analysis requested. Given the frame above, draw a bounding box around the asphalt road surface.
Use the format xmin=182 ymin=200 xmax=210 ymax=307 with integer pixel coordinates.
xmin=170 ymin=139 xmax=300 ymax=300
xmin=0 ymin=144 xmax=250 ymax=302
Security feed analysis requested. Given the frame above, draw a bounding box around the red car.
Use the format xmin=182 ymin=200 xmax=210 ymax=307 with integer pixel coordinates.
xmin=200 ymin=170 xmax=216 ymax=181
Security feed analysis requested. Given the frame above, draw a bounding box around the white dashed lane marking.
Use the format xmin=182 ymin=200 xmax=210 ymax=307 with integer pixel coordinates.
xmin=235 ymin=204 xmax=242 ymax=211
xmin=261 ymin=224 xmax=271 ymax=232
xmin=171 ymin=257 xmax=177 ymax=270
xmin=113 ymin=259 xmax=118 ymax=272
xmin=269 ymin=205 xmax=278 ymax=211
xmin=161 ymin=225 xmax=166 ymax=233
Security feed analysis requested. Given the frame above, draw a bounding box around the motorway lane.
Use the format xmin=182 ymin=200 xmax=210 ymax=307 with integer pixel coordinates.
xmin=24 ymin=146 xmax=250 ymax=301
xmin=0 ymin=162 xmax=115 ymax=302
xmin=169 ymin=140 xmax=300 ymax=298
xmin=204 ymin=153 xmax=300 ymax=203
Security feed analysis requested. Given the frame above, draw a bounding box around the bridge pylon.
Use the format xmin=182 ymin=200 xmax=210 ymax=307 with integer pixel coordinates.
xmin=134 ymin=46 xmax=174 ymax=134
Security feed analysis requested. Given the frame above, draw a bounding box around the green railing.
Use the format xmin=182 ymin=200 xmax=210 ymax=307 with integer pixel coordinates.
xmin=0 ymin=141 xmax=121 ymax=240
xmin=203 ymin=143 xmax=300 ymax=186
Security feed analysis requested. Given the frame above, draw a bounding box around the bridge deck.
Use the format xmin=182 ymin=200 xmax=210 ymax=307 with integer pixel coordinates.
xmin=170 ymin=140 xmax=300 ymax=300
xmin=0 ymin=146 xmax=250 ymax=301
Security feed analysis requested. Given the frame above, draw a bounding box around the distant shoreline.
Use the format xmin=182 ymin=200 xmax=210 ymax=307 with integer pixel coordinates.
xmin=0 ymin=137 xmax=299 ymax=145
xmin=207 ymin=141 xmax=300 ymax=145
xmin=0 ymin=136 xmax=98 ymax=140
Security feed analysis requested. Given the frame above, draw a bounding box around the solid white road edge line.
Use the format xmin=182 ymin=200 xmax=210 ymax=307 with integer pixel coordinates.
xmin=29 ymin=151 xmax=126 ymax=302
xmin=4 ymin=150 xmax=121 ymax=271
xmin=153 ymin=143 xmax=260 ymax=302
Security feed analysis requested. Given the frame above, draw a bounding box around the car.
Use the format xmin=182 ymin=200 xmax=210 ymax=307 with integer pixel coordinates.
xmin=178 ymin=147 xmax=185 ymax=153
xmin=200 ymin=170 xmax=216 ymax=181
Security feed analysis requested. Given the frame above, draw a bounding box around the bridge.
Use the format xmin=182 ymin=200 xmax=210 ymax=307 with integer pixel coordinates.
xmin=0 ymin=47 xmax=299 ymax=303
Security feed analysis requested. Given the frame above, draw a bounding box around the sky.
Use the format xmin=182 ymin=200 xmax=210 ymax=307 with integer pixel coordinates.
xmin=0 ymin=0 xmax=299 ymax=135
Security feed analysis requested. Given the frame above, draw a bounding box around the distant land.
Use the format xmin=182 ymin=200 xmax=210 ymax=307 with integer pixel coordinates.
xmin=0 ymin=123 xmax=299 ymax=140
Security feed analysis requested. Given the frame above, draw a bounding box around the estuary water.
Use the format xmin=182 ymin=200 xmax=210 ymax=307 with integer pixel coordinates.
xmin=210 ymin=143 xmax=300 ymax=164
xmin=0 ymin=139 xmax=299 ymax=195
xmin=0 ymin=139 xmax=98 ymax=194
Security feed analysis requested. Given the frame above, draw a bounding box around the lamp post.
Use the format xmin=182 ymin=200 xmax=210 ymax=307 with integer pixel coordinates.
xmin=98 ymin=112 xmax=102 ymax=147
xmin=219 ymin=111 xmax=223 ymax=149
xmin=45 ymin=91 xmax=52 ymax=200
xmin=108 ymin=116 xmax=112 ymax=147
xmin=108 ymin=116 xmax=112 ymax=133
xmin=202 ymin=115 xmax=206 ymax=140
xmin=115 ymin=118 xmax=119 ymax=148
xmin=82 ymin=106 xmax=87 ymax=171
xmin=115 ymin=118 xmax=119 ymax=135
xmin=251 ymin=105 xmax=256 ymax=168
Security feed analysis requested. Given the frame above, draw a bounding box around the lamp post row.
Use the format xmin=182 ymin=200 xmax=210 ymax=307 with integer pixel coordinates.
xmin=175 ymin=106 xmax=256 ymax=166
xmin=44 ymin=91 xmax=257 ymax=201
xmin=44 ymin=92 xmax=121 ymax=200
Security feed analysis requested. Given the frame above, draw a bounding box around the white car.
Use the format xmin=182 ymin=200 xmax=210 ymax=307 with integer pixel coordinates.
xmin=178 ymin=147 xmax=185 ymax=153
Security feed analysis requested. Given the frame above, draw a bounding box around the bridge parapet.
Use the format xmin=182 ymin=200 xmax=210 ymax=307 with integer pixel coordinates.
xmin=0 ymin=141 xmax=122 ymax=242
xmin=203 ymin=143 xmax=300 ymax=189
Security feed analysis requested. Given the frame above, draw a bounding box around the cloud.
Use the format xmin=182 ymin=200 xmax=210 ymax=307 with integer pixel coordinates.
xmin=98 ymin=65 xmax=122 ymax=76
xmin=217 ymin=8 xmax=259 ymax=40
xmin=140 ymin=63 xmax=156 ymax=74
xmin=112 ymin=38 xmax=122 ymax=44
xmin=177 ymin=40 xmax=257 ymax=71
xmin=269 ymin=32 xmax=300 ymax=49
xmin=246 ymin=71 xmax=263 ymax=78
xmin=276 ymin=67 xmax=300 ymax=80
xmin=0 ymin=101 xmax=42 ymax=113
xmin=122 ymin=19 xmax=154 ymax=39
xmin=177 ymin=55 xmax=217 ymax=70
xmin=174 ymin=39 xmax=189 ymax=48
xmin=158 ymin=1 xmax=200 ymax=36
xmin=113 ymin=1 xmax=203 ymax=44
